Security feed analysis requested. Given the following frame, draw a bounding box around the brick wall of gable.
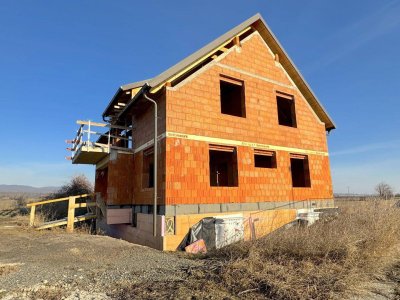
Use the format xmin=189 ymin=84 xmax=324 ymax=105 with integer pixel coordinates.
xmin=165 ymin=36 xmax=328 ymax=150
xmin=164 ymin=33 xmax=333 ymax=205
xmin=220 ymin=33 xmax=293 ymax=87
xmin=132 ymin=93 xmax=166 ymax=147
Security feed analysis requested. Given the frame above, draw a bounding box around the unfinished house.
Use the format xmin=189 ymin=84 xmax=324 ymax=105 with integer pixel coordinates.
xmin=68 ymin=14 xmax=336 ymax=251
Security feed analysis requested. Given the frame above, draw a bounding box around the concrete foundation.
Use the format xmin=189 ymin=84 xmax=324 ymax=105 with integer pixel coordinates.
xmin=97 ymin=199 xmax=335 ymax=251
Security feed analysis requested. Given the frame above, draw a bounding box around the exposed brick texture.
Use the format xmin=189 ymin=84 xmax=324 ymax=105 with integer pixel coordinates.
xmin=94 ymin=31 xmax=335 ymax=251
xmin=132 ymin=93 xmax=166 ymax=147
xmin=96 ymin=32 xmax=334 ymax=246
xmin=94 ymin=167 xmax=108 ymax=202
xmin=166 ymin=139 xmax=332 ymax=204
xmin=132 ymin=139 xmax=166 ymax=205
xmin=106 ymin=152 xmax=135 ymax=205
xmin=164 ymin=33 xmax=333 ymax=205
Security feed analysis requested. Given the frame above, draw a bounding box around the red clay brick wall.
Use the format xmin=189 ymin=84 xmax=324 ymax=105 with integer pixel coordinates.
xmin=165 ymin=32 xmax=333 ymax=205
xmin=166 ymin=139 xmax=332 ymax=204
xmin=104 ymin=93 xmax=167 ymax=206
xmin=132 ymin=139 xmax=166 ymax=205
xmin=132 ymin=93 xmax=166 ymax=146
xmin=94 ymin=167 xmax=108 ymax=201
xmin=106 ymin=152 xmax=135 ymax=205
xmin=130 ymin=92 xmax=167 ymax=205
xmin=166 ymin=33 xmax=328 ymax=151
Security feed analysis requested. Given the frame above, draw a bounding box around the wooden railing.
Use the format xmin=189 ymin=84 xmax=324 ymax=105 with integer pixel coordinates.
xmin=27 ymin=194 xmax=96 ymax=232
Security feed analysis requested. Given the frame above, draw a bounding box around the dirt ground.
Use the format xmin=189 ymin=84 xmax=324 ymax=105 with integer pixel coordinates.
xmin=0 ymin=212 xmax=200 ymax=300
xmin=2 ymin=206 xmax=400 ymax=300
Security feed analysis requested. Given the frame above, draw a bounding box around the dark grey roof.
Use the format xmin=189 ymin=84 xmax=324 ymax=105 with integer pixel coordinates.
xmin=120 ymin=79 xmax=152 ymax=91
xmin=102 ymin=79 xmax=151 ymax=118
xmin=108 ymin=13 xmax=336 ymax=130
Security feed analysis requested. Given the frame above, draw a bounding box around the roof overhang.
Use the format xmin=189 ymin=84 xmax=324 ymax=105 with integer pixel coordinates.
xmin=102 ymin=79 xmax=151 ymax=121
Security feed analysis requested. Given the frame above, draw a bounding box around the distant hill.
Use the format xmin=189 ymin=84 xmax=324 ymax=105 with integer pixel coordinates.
xmin=0 ymin=185 xmax=59 ymax=194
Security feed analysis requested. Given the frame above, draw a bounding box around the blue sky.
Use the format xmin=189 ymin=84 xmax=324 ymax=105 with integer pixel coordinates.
xmin=0 ymin=1 xmax=399 ymax=194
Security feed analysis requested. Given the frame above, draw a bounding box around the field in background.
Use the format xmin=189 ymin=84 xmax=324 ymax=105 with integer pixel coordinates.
xmin=0 ymin=192 xmax=48 ymax=215
xmin=0 ymin=198 xmax=16 ymax=211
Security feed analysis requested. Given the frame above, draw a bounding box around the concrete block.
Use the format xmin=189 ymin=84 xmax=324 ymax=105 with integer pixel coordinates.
xmin=164 ymin=205 xmax=176 ymax=216
xmin=220 ymin=204 xmax=229 ymax=212
xmin=225 ymin=203 xmax=242 ymax=212
xmin=198 ymin=204 xmax=221 ymax=214
xmin=241 ymin=202 xmax=259 ymax=211
xmin=106 ymin=208 xmax=132 ymax=224
xmin=141 ymin=206 xmax=150 ymax=214
xmin=258 ymin=202 xmax=275 ymax=210
xmin=293 ymin=201 xmax=304 ymax=209
xmin=275 ymin=201 xmax=291 ymax=209
xmin=175 ymin=204 xmax=199 ymax=215
xmin=158 ymin=205 xmax=166 ymax=215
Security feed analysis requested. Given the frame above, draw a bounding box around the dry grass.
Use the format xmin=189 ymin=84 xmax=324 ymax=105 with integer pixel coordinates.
xmin=3 ymin=197 xmax=400 ymax=299
xmin=28 ymin=286 xmax=67 ymax=300
xmin=114 ymin=200 xmax=400 ymax=299
xmin=0 ymin=263 xmax=20 ymax=276
xmin=0 ymin=199 xmax=17 ymax=211
xmin=30 ymin=211 xmax=94 ymax=234
xmin=207 ymin=200 xmax=400 ymax=299
xmin=0 ymin=197 xmax=93 ymax=235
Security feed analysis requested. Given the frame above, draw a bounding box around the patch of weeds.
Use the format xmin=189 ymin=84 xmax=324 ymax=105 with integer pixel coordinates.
xmin=30 ymin=287 xmax=67 ymax=300
xmin=0 ymin=264 xmax=20 ymax=276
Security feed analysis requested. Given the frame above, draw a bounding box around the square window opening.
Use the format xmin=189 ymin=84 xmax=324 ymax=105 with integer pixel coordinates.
xmin=290 ymin=156 xmax=311 ymax=188
xmin=209 ymin=147 xmax=238 ymax=187
xmin=220 ymin=78 xmax=246 ymax=117
xmin=277 ymin=94 xmax=297 ymax=127
xmin=142 ymin=147 xmax=154 ymax=188
xmin=254 ymin=152 xmax=277 ymax=168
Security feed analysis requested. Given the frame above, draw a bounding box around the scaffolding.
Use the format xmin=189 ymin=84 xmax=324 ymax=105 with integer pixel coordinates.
xmin=66 ymin=120 xmax=133 ymax=164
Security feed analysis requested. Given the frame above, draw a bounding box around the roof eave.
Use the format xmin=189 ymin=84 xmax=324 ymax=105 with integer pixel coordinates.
xmin=102 ymin=87 xmax=123 ymax=119
xmin=117 ymin=83 xmax=150 ymax=119
xmin=102 ymin=79 xmax=152 ymax=119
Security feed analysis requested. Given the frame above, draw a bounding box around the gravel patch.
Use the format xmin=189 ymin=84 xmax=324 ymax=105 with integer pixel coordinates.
xmin=0 ymin=216 xmax=200 ymax=299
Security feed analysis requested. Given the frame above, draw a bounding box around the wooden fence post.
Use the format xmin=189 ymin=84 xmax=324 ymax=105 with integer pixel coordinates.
xmin=66 ymin=196 xmax=75 ymax=233
xmin=29 ymin=205 xmax=36 ymax=227
xmin=249 ymin=217 xmax=256 ymax=240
